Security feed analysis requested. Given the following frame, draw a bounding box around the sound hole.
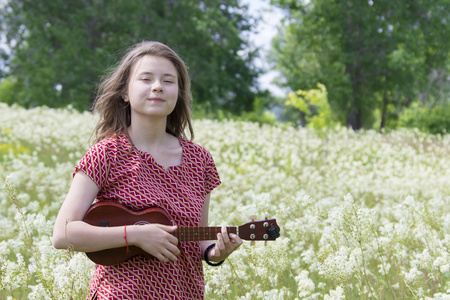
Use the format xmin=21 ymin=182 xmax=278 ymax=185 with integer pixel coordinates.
xmin=134 ymin=221 xmax=150 ymax=225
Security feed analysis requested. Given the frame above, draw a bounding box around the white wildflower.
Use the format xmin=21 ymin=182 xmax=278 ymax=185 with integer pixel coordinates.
xmin=324 ymin=285 xmax=346 ymax=300
xmin=296 ymin=270 xmax=315 ymax=297
xmin=2 ymin=105 xmax=450 ymax=298
xmin=403 ymin=266 xmax=423 ymax=284
xmin=434 ymin=257 xmax=450 ymax=273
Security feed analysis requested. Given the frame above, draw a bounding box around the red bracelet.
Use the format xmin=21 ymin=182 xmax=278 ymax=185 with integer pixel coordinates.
xmin=124 ymin=225 xmax=130 ymax=254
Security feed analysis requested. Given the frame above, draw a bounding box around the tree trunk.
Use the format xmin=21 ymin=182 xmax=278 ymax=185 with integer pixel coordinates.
xmin=346 ymin=109 xmax=362 ymax=130
xmin=380 ymin=91 xmax=388 ymax=130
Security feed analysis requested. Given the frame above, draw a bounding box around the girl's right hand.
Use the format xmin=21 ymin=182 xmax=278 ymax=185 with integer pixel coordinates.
xmin=130 ymin=224 xmax=180 ymax=263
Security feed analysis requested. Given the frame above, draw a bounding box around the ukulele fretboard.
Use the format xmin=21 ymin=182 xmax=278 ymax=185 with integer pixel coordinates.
xmin=174 ymin=226 xmax=238 ymax=241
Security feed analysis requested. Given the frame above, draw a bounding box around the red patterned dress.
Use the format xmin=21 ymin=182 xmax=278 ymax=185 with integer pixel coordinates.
xmin=75 ymin=134 xmax=221 ymax=300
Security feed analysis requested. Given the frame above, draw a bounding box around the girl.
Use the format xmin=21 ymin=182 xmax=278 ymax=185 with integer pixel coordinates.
xmin=52 ymin=41 xmax=242 ymax=300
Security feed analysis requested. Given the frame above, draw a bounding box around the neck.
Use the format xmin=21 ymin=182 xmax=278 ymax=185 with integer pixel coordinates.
xmin=174 ymin=226 xmax=238 ymax=242
xmin=127 ymin=115 xmax=169 ymax=149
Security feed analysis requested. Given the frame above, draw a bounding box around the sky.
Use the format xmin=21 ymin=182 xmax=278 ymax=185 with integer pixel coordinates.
xmin=242 ymin=0 xmax=286 ymax=97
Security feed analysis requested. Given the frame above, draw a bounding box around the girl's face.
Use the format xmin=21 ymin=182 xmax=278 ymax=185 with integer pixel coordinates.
xmin=126 ymin=55 xmax=179 ymax=120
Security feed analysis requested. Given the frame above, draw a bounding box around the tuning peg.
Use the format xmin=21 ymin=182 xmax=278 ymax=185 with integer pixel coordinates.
xmin=264 ymin=241 xmax=267 ymax=246
xmin=268 ymin=226 xmax=281 ymax=239
xmin=265 ymin=212 xmax=269 ymax=220
xmin=248 ymin=214 xmax=257 ymax=222
xmin=251 ymin=241 xmax=255 ymax=246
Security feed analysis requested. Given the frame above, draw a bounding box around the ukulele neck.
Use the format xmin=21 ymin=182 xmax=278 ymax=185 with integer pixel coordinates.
xmin=174 ymin=226 xmax=237 ymax=242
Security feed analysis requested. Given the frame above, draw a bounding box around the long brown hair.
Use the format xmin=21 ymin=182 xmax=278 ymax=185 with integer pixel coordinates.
xmin=92 ymin=41 xmax=194 ymax=143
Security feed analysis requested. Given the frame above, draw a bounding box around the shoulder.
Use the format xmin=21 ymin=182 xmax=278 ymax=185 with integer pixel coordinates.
xmin=76 ymin=135 xmax=132 ymax=187
xmin=180 ymin=139 xmax=212 ymax=157
xmin=92 ymin=134 xmax=131 ymax=154
xmin=82 ymin=134 xmax=134 ymax=165
xmin=180 ymin=139 xmax=217 ymax=166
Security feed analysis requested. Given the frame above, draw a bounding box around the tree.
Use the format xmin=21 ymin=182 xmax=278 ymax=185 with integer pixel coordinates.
xmin=286 ymin=83 xmax=337 ymax=130
xmin=0 ymin=0 xmax=260 ymax=113
xmin=270 ymin=0 xmax=450 ymax=129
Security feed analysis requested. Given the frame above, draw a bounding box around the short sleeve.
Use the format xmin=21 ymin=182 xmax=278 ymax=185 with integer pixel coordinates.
xmin=204 ymin=151 xmax=221 ymax=194
xmin=74 ymin=141 xmax=114 ymax=190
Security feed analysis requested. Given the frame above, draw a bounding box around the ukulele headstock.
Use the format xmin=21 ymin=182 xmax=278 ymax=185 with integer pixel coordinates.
xmin=238 ymin=213 xmax=280 ymax=242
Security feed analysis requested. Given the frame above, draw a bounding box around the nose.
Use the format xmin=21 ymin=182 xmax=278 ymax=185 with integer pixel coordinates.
xmin=152 ymin=80 xmax=163 ymax=93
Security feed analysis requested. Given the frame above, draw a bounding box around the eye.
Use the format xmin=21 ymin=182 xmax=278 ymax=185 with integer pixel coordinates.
xmin=141 ymin=77 xmax=151 ymax=81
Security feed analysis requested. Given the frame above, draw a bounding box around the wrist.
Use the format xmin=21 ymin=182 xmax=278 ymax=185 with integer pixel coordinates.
xmin=125 ymin=225 xmax=139 ymax=246
xmin=204 ymin=243 xmax=224 ymax=266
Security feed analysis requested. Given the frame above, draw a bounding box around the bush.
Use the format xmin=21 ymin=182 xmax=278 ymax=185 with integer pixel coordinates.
xmin=285 ymin=83 xmax=338 ymax=130
xmin=399 ymin=102 xmax=450 ymax=134
xmin=0 ymin=77 xmax=19 ymax=105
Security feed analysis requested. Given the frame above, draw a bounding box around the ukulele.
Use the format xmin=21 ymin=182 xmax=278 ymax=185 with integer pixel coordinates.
xmin=83 ymin=201 xmax=281 ymax=265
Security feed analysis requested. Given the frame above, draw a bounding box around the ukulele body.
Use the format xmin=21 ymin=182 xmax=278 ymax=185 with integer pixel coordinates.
xmin=83 ymin=201 xmax=172 ymax=266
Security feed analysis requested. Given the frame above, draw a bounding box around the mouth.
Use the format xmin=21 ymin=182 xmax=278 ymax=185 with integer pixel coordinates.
xmin=147 ymin=98 xmax=165 ymax=102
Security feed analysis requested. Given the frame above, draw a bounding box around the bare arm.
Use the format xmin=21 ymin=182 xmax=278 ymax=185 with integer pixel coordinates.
xmin=52 ymin=171 xmax=180 ymax=262
xmin=199 ymin=194 xmax=242 ymax=263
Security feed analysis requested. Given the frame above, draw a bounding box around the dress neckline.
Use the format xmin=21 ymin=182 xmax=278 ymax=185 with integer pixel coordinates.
xmin=122 ymin=134 xmax=185 ymax=172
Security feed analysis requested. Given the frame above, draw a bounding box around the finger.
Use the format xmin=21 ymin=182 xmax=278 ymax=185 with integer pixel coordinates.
xmin=229 ymin=233 xmax=243 ymax=245
xmin=221 ymin=226 xmax=230 ymax=244
xmin=156 ymin=253 xmax=168 ymax=263
xmin=166 ymin=243 xmax=181 ymax=256
xmin=152 ymin=224 xmax=178 ymax=244
xmin=158 ymin=248 xmax=178 ymax=263
xmin=157 ymin=224 xmax=178 ymax=233
xmin=217 ymin=232 xmax=226 ymax=250
xmin=210 ymin=244 xmax=221 ymax=259
xmin=163 ymin=249 xmax=178 ymax=262
xmin=167 ymin=234 xmax=179 ymax=246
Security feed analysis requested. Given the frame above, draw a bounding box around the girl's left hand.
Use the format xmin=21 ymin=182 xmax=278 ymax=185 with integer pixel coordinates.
xmin=207 ymin=226 xmax=243 ymax=262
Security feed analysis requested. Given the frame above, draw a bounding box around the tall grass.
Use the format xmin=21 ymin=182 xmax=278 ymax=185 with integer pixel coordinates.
xmin=1 ymin=103 xmax=449 ymax=299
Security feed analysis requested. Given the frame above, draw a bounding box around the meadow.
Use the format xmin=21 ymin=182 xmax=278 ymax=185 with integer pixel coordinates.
xmin=1 ymin=103 xmax=449 ymax=299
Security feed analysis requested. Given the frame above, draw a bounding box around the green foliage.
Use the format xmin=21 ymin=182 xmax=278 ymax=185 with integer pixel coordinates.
xmin=193 ymin=92 xmax=279 ymax=126
xmin=239 ymin=110 xmax=278 ymax=126
xmin=0 ymin=78 xmax=19 ymax=106
xmin=0 ymin=126 xmax=31 ymax=164
xmin=237 ymin=94 xmax=278 ymax=126
xmin=398 ymin=102 xmax=450 ymax=134
xmin=270 ymin=0 xmax=450 ymax=130
xmin=285 ymin=83 xmax=337 ymax=130
xmin=0 ymin=142 xmax=31 ymax=160
xmin=0 ymin=0 xmax=259 ymax=113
